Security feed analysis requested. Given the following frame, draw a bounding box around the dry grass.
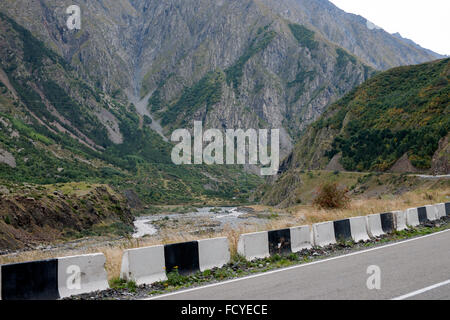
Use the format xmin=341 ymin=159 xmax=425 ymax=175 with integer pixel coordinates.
xmin=287 ymin=187 xmax=449 ymax=225
xmin=1 ymin=187 xmax=448 ymax=280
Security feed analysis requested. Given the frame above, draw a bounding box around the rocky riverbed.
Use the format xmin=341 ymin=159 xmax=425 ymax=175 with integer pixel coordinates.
xmin=132 ymin=206 xmax=274 ymax=238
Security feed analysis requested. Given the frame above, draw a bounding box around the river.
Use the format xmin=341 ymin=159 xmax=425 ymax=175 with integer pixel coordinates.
xmin=132 ymin=207 xmax=254 ymax=238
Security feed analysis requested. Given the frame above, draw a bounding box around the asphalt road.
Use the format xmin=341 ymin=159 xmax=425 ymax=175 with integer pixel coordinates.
xmin=149 ymin=230 xmax=450 ymax=300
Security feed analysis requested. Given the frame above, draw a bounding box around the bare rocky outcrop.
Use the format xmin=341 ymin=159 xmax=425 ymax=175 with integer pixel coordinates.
xmin=325 ymin=153 xmax=345 ymax=171
xmin=389 ymin=153 xmax=419 ymax=174
xmin=95 ymin=109 xmax=124 ymax=144
xmin=431 ymin=135 xmax=450 ymax=175
xmin=0 ymin=67 xmax=18 ymax=99
xmin=0 ymin=148 xmax=16 ymax=168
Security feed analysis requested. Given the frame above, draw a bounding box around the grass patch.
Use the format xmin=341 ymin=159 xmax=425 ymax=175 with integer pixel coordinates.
xmin=109 ymin=278 xmax=137 ymax=293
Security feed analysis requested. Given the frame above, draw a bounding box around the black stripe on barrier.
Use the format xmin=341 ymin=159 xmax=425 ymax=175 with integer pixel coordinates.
xmin=268 ymin=229 xmax=291 ymax=255
xmin=417 ymin=207 xmax=428 ymax=223
xmin=445 ymin=203 xmax=450 ymax=216
xmin=380 ymin=212 xmax=394 ymax=233
xmin=164 ymin=241 xmax=200 ymax=275
xmin=1 ymin=259 xmax=59 ymax=300
xmin=333 ymin=219 xmax=352 ymax=242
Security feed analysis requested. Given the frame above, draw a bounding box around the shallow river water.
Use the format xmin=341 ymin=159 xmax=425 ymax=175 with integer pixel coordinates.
xmin=132 ymin=207 xmax=252 ymax=238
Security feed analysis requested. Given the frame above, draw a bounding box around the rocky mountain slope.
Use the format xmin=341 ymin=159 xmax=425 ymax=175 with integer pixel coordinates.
xmin=0 ymin=12 xmax=260 ymax=205
xmin=265 ymin=0 xmax=443 ymax=69
xmin=0 ymin=0 xmax=443 ymax=156
xmin=262 ymin=58 xmax=449 ymax=206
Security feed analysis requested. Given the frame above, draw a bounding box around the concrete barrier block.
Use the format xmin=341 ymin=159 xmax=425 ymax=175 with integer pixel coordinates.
xmin=380 ymin=212 xmax=395 ymax=233
xmin=1 ymin=259 xmax=59 ymax=300
xmin=366 ymin=214 xmax=384 ymax=238
xmin=312 ymin=222 xmax=336 ymax=247
xmin=434 ymin=203 xmax=446 ymax=219
xmin=198 ymin=237 xmax=230 ymax=272
xmin=333 ymin=219 xmax=352 ymax=242
xmin=121 ymin=245 xmax=167 ymax=285
xmin=164 ymin=241 xmax=200 ymax=275
xmin=446 ymin=203 xmax=450 ymax=216
xmin=417 ymin=206 xmax=428 ymax=223
xmin=425 ymin=205 xmax=439 ymax=221
xmin=268 ymin=229 xmax=292 ymax=255
xmin=290 ymin=226 xmax=312 ymax=252
xmin=58 ymin=253 xmax=109 ymax=298
xmin=393 ymin=211 xmax=408 ymax=231
xmin=349 ymin=216 xmax=370 ymax=242
xmin=237 ymin=231 xmax=269 ymax=261
xmin=406 ymin=208 xmax=420 ymax=227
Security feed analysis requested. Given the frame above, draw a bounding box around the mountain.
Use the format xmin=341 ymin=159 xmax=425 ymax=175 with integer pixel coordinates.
xmin=262 ymin=58 xmax=450 ymax=206
xmin=0 ymin=12 xmax=260 ymax=205
xmin=0 ymin=0 xmax=443 ymax=157
xmin=266 ymin=0 xmax=444 ymax=69
xmin=0 ymin=0 xmax=445 ymax=203
xmin=0 ymin=181 xmax=134 ymax=250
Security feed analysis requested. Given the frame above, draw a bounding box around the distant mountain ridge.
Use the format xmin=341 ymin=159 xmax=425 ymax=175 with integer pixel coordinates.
xmin=261 ymin=0 xmax=444 ymax=68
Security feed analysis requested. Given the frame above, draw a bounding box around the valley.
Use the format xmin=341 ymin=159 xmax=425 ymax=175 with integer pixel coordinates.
xmin=0 ymin=0 xmax=448 ymax=263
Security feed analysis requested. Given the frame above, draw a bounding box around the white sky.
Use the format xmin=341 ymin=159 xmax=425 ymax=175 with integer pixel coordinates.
xmin=329 ymin=0 xmax=450 ymax=55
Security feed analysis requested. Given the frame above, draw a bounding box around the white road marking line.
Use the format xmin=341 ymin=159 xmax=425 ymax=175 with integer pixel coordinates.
xmin=392 ymin=279 xmax=450 ymax=300
xmin=144 ymin=229 xmax=450 ymax=300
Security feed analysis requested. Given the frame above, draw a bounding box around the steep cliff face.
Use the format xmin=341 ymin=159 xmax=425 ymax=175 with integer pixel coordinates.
xmin=144 ymin=8 xmax=375 ymax=154
xmin=0 ymin=0 xmax=442 ymax=156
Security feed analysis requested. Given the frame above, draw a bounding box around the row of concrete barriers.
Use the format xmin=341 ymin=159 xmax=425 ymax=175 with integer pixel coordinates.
xmin=1 ymin=202 xmax=448 ymax=299
xmin=238 ymin=203 xmax=449 ymax=260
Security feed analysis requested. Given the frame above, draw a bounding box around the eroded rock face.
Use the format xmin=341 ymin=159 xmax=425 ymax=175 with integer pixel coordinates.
xmin=0 ymin=185 xmax=134 ymax=250
xmin=389 ymin=153 xmax=419 ymax=174
xmin=325 ymin=153 xmax=344 ymax=172
xmin=431 ymin=135 xmax=450 ymax=175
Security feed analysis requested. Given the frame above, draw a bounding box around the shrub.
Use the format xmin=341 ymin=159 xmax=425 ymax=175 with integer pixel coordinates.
xmin=3 ymin=215 xmax=11 ymax=225
xmin=166 ymin=267 xmax=189 ymax=286
xmin=109 ymin=278 xmax=137 ymax=292
xmin=288 ymin=24 xmax=318 ymax=51
xmin=313 ymin=182 xmax=350 ymax=209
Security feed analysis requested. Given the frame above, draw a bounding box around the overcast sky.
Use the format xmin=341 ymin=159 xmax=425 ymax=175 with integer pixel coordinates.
xmin=329 ymin=0 xmax=450 ymax=55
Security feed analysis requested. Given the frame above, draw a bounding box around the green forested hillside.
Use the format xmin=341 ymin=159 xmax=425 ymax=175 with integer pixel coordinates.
xmin=320 ymin=58 xmax=449 ymax=171
xmin=285 ymin=58 xmax=449 ymax=173
xmin=261 ymin=58 xmax=449 ymax=207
